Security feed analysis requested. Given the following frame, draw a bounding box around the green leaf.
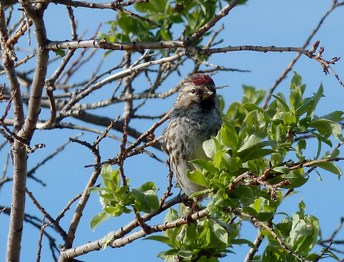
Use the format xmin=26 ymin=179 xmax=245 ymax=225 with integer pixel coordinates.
xmin=139 ymin=181 xmax=157 ymax=192
xmin=311 ymin=119 xmax=344 ymax=141
xmin=283 ymin=111 xmax=297 ymax=125
xmin=145 ymin=235 xmax=171 ymax=244
xmin=218 ymin=95 xmax=225 ymax=113
xmin=53 ymin=49 xmax=65 ymax=57
xmin=323 ymin=148 xmax=340 ymax=158
xmin=290 ymin=72 xmax=306 ymax=112
xmin=238 ymin=136 xmax=275 ymax=162
xmin=240 ymin=110 xmax=267 ymax=134
xmin=295 ymin=97 xmax=313 ymax=116
xmin=104 ymin=206 xmax=127 ymax=217
xmin=321 ymin=111 xmax=344 ymax=122
xmin=213 ymin=149 xmax=229 ymax=168
xmin=271 ymin=94 xmax=290 ymax=111
xmin=242 ymin=148 xmax=275 ymax=162
xmin=132 ymin=187 xmax=159 ymax=213
xmin=331 ymin=122 xmax=344 ymax=141
xmin=159 ymin=28 xmax=172 ymax=40
xmin=102 ymin=232 xmax=115 ymax=249
xmin=282 ymin=170 xmax=308 ymax=189
xmin=135 ymin=0 xmax=167 ymax=13
xmin=272 ymin=166 xmax=290 ymax=174
xmin=234 ymin=186 xmax=256 ymax=206
xmin=203 ymin=137 xmax=221 ymax=158
xmin=231 ymin=238 xmax=255 ymax=248
xmin=221 ymin=155 xmax=242 ymax=173
xmin=269 ymin=169 xmax=308 ymax=189
xmin=187 ymin=169 xmax=208 ymax=187
xmin=310 ymin=119 xmax=334 ymax=138
xmin=190 ymin=159 xmax=218 ymax=173
xmin=317 ymin=162 xmax=342 ymax=177
xmin=287 ymin=211 xmax=320 ymax=255
xmin=177 ymin=224 xmax=197 ymax=248
xmin=305 ymin=83 xmax=323 ymax=117
xmin=90 ymin=211 xmax=111 ymax=231
xmin=244 ymin=103 xmax=270 ymax=122
xmin=101 ymin=165 xmax=120 ymax=191
xmin=256 ymin=212 xmax=274 ymax=222
xmin=242 ymin=206 xmax=257 ymax=217
xmin=157 ymin=249 xmax=178 ymax=260
xmin=164 ymin=208 xmax=179 ymax=223
xmin=212 ymin=223 xmax=228 ymax=244
xmin=270 ymin=152 xmax=284 ymax=166
xmin=242 ymin=85 xmax=266 ymax=104
xmin=238 ymin=134 xmax=264 ymax=152
xmin=296 ymin=139 xmax=306 ymax=160
xmin=118 ymin=13 xmax=140 ymax=34
xmin=220 ymin=123 xmax=239 ymax=150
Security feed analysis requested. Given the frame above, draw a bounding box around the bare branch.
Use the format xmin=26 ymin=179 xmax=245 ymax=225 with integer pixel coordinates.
xmin=244 ymin=232 xmax=264 ymax=262
xmin=6 ymin=16 xmax=32 ymax=47
xmin=64 ymin=136 xmax=102 ymax=249
xmin=1 ymin=205 xmax=60 ymax=261
xmin=36 ymin=219 xmax=48 ymax=262
xmin=56 ymin=193 xmax=82 ymax=223
xmin=46 ymin=38 xmax=184 ymax=51
xmin=57 ymin=52 xmax=185 ymax=120
xmin=47 ymin=0 xmax=149 ymax=10
xmin=119 ymin=116 xmax=129 ymax=187
xmin=1 ymin=2 xmax=27 ymax=261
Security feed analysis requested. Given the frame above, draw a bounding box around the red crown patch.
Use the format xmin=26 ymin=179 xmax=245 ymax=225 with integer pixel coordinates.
xmin=191 ymin=74 xmax=215 ymax=86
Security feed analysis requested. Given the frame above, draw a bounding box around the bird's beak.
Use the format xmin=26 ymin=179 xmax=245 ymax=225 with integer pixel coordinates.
xmin=204 ymin=88 xmax=214 ymax=99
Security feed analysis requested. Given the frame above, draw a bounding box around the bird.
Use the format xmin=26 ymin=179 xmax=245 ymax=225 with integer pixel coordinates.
xmin=162 ymin=74 xmax=222 ymax=197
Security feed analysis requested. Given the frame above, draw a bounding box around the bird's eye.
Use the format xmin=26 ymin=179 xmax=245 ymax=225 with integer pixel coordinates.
xmin=190 ymin=88 xmax=196 ymax=94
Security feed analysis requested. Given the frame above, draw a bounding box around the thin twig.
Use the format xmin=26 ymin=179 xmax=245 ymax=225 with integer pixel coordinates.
xmin=28 ymin=134 xmax=82 ymax=178
xmin=159 ymin=159 xmax=174 ymax=208
xmin=262 ymin=1 xmax=344 ymax=108
xmin=64 ymin=135 xmax=102 ymax=249
xmin=56 ymin=193 xmax=82 ymax=222
xmin=119 ymin=116 xmax=129 ymax=187
xmin=25 ymin=188 xmax=68 ymax=242
xmin=36 ymin=219 xmax=48 ymax=262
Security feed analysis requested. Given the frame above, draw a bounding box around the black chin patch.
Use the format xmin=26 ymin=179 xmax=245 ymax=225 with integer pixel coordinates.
xmin=200 ymin=98 xmax=215 ymax=111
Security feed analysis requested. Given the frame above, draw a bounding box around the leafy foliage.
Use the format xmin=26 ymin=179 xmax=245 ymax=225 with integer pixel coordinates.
xmin=141 ymin=73 xmax=343 ymax=261
xmin=91 ymin=73 xmax=344 ymax=260
xmin=90 ymin=165 xmax=159 ymax=231
xmin=148 ymin=208 xmax=238 ymax=261
xmin=101 ymin=0 xmax=246 ymax=44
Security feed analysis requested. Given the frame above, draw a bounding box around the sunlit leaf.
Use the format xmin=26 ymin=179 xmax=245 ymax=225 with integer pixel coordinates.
xmin=187 ymin=169 xmax=208 ymax=187
xmin=203 ymin=137 xmax=221 ymax=158
xmin=90 ymin=211 xmax=111 ymax=231
xmin=220 ymin=123 xmax=239 ymax=150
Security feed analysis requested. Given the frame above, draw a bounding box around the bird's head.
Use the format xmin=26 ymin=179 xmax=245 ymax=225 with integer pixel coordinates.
xmin=175 ymin=74 xmax=217 ymax=111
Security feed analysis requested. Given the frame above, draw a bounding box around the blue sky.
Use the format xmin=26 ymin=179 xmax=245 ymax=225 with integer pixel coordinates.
xmin=1 ymin=0 xmax=344 ymax=261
